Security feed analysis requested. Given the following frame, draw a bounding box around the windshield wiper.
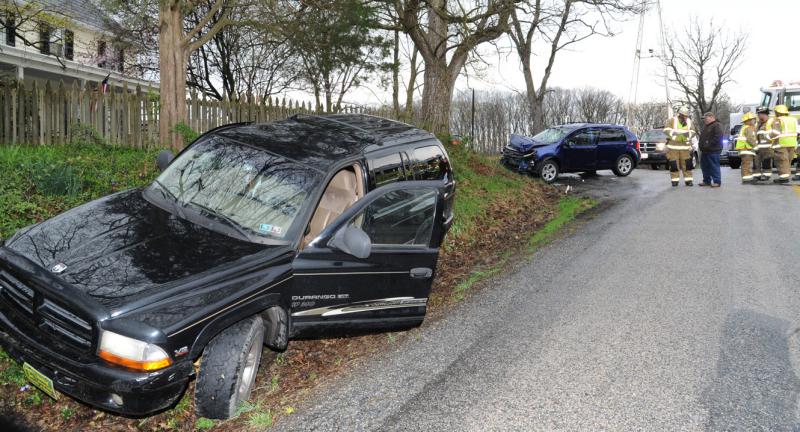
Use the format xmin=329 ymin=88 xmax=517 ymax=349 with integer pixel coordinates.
xmin=150 ymin=180 xmax=186 ymax=218
xmin=184 ymin=201 xmax=253 ymax=242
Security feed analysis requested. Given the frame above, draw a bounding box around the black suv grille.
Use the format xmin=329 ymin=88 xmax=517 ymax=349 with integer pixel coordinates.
xmin=0 ymin=270 xmax=93 ymax=351
xmin=641 ymin=142 xmax=660 ymax=153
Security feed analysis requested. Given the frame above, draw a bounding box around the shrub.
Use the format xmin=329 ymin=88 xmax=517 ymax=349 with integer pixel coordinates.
xmin=172 ymin=123 xmax=199 ymax=146
xmin=69 ymin=122 xmax=107 ymax=147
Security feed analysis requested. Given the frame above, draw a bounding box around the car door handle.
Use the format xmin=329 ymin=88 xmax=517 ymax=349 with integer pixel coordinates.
xmin=410 ymin=267 xmax=433 ymax=279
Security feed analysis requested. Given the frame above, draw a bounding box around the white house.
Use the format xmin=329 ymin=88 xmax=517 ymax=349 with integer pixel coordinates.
xmin=0 ymin=0 xmax=156 ymax=90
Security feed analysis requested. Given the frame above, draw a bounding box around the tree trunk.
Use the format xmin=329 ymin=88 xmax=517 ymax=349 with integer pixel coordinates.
xmin=404 ymin=46 xmax=418 ymax=122
xmin=159 ymin=3 xmax=188 ymax=150
xmin=419 ymin=59 xmax=457 ymax=136
xmin=392 ymin=30 xmax=400 ymax=117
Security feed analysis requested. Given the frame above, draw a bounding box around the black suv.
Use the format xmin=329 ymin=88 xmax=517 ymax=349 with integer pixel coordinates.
xmin=0 ymin=115 xmax=455 ymax=419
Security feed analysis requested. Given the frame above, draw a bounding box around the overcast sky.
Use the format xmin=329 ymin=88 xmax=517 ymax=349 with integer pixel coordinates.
xmin=343 ymin=0 xmax=800 ymax=109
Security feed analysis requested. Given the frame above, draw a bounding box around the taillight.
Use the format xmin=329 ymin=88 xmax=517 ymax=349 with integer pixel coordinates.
xmin=635 ymin=140 xmax=640 ymax=152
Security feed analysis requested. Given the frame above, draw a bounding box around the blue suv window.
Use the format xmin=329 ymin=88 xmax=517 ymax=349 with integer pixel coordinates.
xmin=598 ymin=128 xmax=626 ymax=143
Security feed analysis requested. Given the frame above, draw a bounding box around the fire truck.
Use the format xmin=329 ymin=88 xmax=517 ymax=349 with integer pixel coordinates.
xmin=727 ymin=81 xmax=800 ymax=169
xmin=730 ymin=80 xmax=800 ymax=127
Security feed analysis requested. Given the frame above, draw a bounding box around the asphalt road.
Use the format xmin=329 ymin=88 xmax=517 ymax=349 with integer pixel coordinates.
xmin=275 ymin=166 xmax=800 ymax=431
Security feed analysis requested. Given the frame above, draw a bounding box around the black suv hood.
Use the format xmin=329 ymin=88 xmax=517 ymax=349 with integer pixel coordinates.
xmin=4 ymin=189 xmax=276 ymax=309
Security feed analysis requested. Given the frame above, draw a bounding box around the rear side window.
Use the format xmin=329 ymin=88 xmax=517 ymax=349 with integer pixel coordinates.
xmin=412 ymin=145 xmax=448 ymax=180
xmin=598 ymin=128 xmax=626 ymax=143
xmin=369 ymin=153 xmax=406 ymax=188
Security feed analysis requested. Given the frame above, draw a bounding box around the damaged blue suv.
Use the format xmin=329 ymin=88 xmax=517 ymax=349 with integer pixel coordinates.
xmin=501 ymin=123 xmax=640 ymax=183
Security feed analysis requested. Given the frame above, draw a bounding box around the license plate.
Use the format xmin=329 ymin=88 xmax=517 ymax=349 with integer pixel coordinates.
xmin=641 ymin=153 xmax=649 ymax=159
xmin=23 ymin=362 xmax=59 ymax=400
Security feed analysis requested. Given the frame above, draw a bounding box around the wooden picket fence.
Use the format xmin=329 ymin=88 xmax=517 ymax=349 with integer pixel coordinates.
xmin=0 ymin=81 xmax=389 ymax=148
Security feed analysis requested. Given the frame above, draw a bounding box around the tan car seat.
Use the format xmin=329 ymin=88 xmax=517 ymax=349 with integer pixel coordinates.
xmin=303 ymin=167 xmax=362 ymax=247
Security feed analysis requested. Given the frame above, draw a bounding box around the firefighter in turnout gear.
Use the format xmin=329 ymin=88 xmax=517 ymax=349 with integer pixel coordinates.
xmin=663 ymin=106 xmax=696 ymax=186
xmin=754 ymin=106 xmax=774 ymax=181
xmin=735 ymin=112 xmax=758 ymax=183
xmin=770 ymin=104 xmax=798 ymax=183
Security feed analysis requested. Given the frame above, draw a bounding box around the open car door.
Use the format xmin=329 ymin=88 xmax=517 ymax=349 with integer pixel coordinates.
xmin=291 ymin=181 xmax=448 ymax=335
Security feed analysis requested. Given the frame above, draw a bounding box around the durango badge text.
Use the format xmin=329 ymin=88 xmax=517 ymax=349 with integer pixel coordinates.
xmin=0 ymin=115 xmax=455 ymax=420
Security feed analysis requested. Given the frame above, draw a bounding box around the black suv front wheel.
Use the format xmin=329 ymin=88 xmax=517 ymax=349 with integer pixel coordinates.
xmin=195 ymin=315 xmax=266 ymax=419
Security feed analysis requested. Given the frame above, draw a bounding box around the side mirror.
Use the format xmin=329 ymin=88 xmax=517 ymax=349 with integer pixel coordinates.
xmin=156 ymin=150 xmax=175 ymax=172
xmin=329 ymin=226 xmax=371 ymax=259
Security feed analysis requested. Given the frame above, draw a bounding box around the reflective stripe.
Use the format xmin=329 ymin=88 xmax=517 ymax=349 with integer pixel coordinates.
xmin=780 ymin=174 xmax=791 ymax=178
xmin=666 ymin=145 xmax=692 ymax=150
xmin=684 ymin=177 xmax=694 ymax=181
xmin=742 ymin=175 xmax=754 ymax=180
xmin=773 ymin=144 xmax=783 ymax=149
xmin=755 ymin=144 xmax=773 ymax=149
xmin=738 ymin=151 xmax=756 ymax=156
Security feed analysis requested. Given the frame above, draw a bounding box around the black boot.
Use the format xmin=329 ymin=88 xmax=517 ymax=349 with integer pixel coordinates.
xmin=685 ymin=180 xmax=693 ymax=186
xmin=671 ymin=180 xmax=679 ymax=187
xmin=774 ymin=178 xmax=790 ymax=184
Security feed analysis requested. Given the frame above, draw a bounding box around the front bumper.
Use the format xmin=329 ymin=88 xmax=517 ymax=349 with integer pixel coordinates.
xmin=500 ymin=154 xmax=537 ymax=173
xmin=638 ymin=152 xmax=668 ymax=164
xmin=0 ymin=309 xmax=192 ymax=416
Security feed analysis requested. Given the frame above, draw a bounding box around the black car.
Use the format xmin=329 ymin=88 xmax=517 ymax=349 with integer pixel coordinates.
xmin=638 ymin=129 xmax=700 ymax=170
xmin=0 ymin=115 xmax=455 ymax=419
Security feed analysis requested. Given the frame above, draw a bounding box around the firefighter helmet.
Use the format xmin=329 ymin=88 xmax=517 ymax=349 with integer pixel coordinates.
xmin=756 ymin=106 xmax=770 ymax=115
xmin=741 ymin=112 xmax=756 ymax=123
xmin=775 ymin=104 xmax=790 ymax=115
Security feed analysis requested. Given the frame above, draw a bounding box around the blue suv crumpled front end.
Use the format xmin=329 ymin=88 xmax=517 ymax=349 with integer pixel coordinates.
xmin=501 ymin=134 xmax=544 ymax=173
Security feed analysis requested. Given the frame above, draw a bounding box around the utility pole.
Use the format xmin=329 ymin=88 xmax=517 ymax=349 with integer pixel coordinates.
xmin=471 ymin=88 xmax=475 ymax=143
xmin=656 ymin=0 xmax=672 ymax=117
xmin=626 ymin=0 xmax=647 ymax=125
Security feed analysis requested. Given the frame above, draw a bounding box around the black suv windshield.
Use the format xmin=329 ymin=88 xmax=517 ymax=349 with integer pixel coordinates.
xmin=532 ymin=127 xmax=570 ymax=145
xmin=149 ymin=136 xmax=321 ymax=242
xmin=641 ymin=130 xmax=667 ymax=142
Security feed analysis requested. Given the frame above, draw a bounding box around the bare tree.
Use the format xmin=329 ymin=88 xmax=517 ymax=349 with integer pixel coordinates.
xmin=508 ymin=0 xmax=639 ymax=132
xmin=575 ymin=87 xmax=622 ymax=123
xmin=663 ymin=18 xmax=746 ymax=126
xmin=627 ymin=101 xmax=667 ymax=135
xmin=387 ymin=0 xmax=516 ymax=135
xmin=185 ymin=3 xmax=297 ymax=101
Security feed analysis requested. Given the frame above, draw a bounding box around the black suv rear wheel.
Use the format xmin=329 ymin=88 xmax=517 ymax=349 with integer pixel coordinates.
xmin=195 ymin=315 xmax=265 ymax=419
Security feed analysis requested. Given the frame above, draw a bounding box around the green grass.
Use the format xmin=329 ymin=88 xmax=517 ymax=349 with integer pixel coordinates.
xmin=0 ymin=143 xmax=160 ymax=239
xmin=444 ymin=144 xmax=531 ymax=241
xmin=194 ymin=417 xmax=215 ymax=430
xmin=528 ymin=196 xmax=596 ymax=251
xmin=246 ymin=409 xmax=273 ymax=428
xmin=0 ymin=349 xmax=25 ymax=387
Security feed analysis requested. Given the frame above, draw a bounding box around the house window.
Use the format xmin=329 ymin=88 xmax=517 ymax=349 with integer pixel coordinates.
xmin=39 ymin=22 xmax=51 ymax=55
xmin=97 ymin=40 xmax=107 ymax=68
xmin=64 ymin=29 xmax=74 ymax=60
xmin=115 ymin=46 xmax=124 ymax=73
xmin=4 ymin=13 xmax=15 ymax=47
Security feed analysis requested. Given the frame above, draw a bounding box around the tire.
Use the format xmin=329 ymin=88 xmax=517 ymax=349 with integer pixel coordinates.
xmin=195 ymin=315 xmax=266 ymax=419
xmin=537 ymin=159 xmax=560 ymax=183
xmin=730 ymin=159 xmax=741 ymax=169
xmin=612 ymin=154 xmax=635 ymax=177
